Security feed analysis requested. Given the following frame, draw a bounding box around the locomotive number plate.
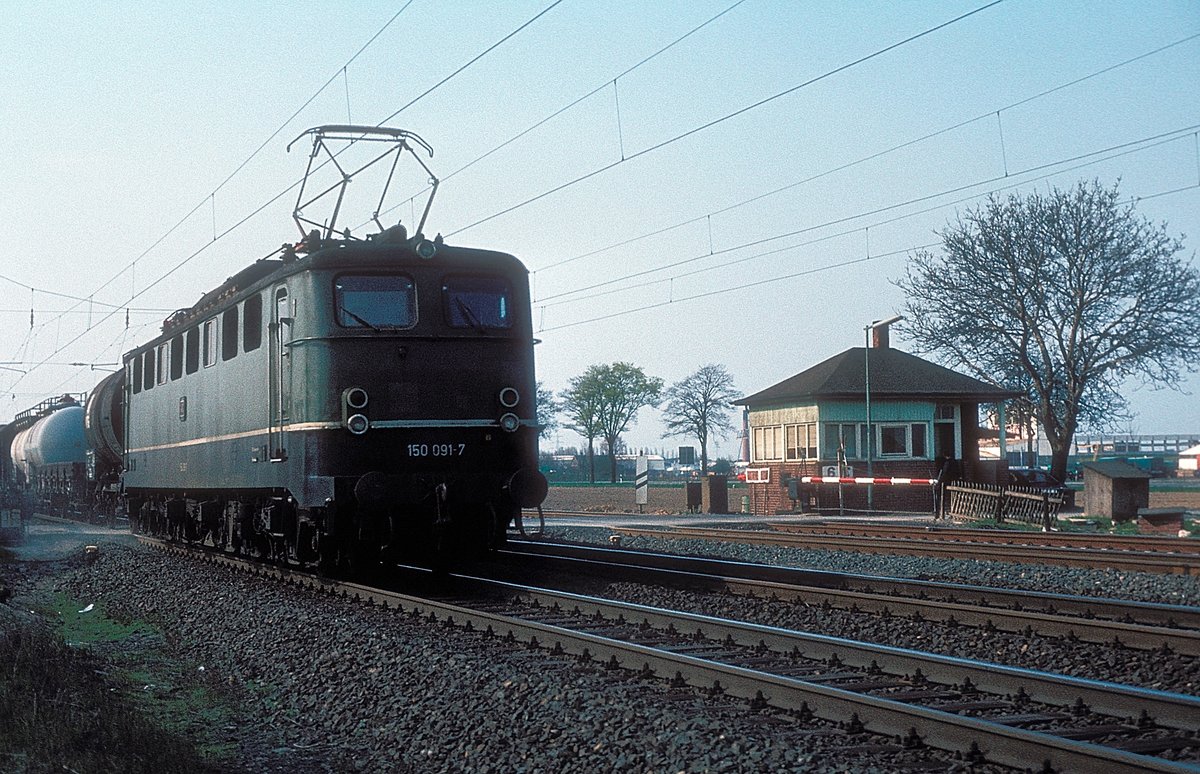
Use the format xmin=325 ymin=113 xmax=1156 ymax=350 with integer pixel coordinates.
xmin=407 ymin=443 xmax=466 ymax=457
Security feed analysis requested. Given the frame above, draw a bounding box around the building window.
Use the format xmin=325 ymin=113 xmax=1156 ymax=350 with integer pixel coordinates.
xmin=203 ymin=319 xmax=217 ymax=367
xmin=822 ymin=423 xmax=860 ymax=459
xmin=785 ymin=423 xmax=817 ymax=460
xmin=752 ymin=426 xmax=783 ymax=461
xmin=880 ymin=425 xmax=907 ymax=456
xmin=911 ymin=423 xmax=927 ymax=458
xmin=876 ymin=423 xmax=930 ymax=459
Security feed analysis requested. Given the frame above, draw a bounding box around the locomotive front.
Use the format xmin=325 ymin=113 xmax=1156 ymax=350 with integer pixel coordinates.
xmin=292 ymin=233 xmax=547 ymax=564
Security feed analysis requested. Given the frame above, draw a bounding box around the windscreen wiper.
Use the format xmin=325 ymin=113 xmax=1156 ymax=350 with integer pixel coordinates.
xmin=455 ymin=298 xmax=487 ymax=334
xmin=340 ymin=305 xmax=381 ymax=332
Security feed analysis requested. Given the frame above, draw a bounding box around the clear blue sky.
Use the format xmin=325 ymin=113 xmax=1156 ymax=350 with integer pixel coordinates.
xmin=1 ymin=0 xmax=1197 ymax=457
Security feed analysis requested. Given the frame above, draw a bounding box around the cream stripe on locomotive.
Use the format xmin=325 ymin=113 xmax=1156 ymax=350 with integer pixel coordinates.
xmin=125 ymin=418 xmax=538 ymax=454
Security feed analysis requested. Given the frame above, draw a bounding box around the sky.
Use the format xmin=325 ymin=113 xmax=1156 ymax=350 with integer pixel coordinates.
xmin=1 ymin=0 xmax=1198 ymax=460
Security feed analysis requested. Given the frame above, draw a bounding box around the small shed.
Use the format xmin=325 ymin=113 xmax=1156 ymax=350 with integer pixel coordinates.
xmin=1081 ymin=460 xmax=1150 ymax=522
xmin=1179 ymin=444 xmax=1200 ymax=477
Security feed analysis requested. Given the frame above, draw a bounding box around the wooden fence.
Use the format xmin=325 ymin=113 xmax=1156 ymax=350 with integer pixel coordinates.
xmin=942 ymin=480 xmax=1063 ymax=528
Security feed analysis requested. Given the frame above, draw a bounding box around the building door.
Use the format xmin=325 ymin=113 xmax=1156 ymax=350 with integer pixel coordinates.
xmin=934 ymin=422 xmax=956 ymax=459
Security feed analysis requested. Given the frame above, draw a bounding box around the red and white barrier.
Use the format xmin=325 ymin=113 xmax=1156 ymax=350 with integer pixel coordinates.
xmin=800 ymin=476 xmax=936 ymax=486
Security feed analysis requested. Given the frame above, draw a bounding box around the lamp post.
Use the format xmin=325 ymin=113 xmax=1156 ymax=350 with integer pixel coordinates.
xmin=864 ymin=314 xmax=903 ymax=511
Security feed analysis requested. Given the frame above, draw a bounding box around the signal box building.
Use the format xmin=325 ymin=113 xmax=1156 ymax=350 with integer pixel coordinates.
xmin=735 ymin=330 xmax=1016 ymax=515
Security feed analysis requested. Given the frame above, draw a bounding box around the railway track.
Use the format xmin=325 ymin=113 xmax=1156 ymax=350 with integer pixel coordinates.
xmin=139 ymin=536 xmax=1200 ymax=772
xmin=499 ymin=540 xmax=1200 ymax=655
xmin=607 ymin=524 xmax=1200 ymax=575
xmin=768 ymin=521 xmax=1200 ymax=553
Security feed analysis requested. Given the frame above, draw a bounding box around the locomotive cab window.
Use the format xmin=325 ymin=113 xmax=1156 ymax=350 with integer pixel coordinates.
xmin=334 ymin=274 xmax=416 ymax=329
xmin=132 ymin=358 xmax=142 ymax=394
xmin=243 ymin=293 xmax=263 ymax=352
xmin=185 ymin=327 xmax=200 ymax=374
xmin=202 ymin=319 xmax=217 ymax=367
xmin=222 ymin=307 xmax=238 ymax=361
xmin=443 ymin=275 xmax=512 ymax=330
xmin=170 ymin=334 xmax=184 ymax=380
xmin=143 ymin=349 xmax=155 ymax=391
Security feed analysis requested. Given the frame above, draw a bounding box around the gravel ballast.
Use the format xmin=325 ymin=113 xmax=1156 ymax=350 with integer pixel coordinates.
xmin=43 ymin=540 xmax=978 ymax=773
xmin=12 ymin=518 xmax=1200 ymax=771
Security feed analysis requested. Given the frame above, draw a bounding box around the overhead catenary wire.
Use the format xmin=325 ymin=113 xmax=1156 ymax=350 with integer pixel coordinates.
xmin=2 ymin=2 xmax=560 ymax=400
xmin=532 ymin=31 xmax=1200 ymax=275
xmin=445 ymin=0 xmax=1007 ymax=238
xmin=537 ymin=124 xmax=1200 ymax=307
xmin=535 ymin=140 xmax=1200 ymax=333
xmin=1 ymin=2 xmax=418 ymax=379
xmin=361 ymin=0 xmax=752 ymax=232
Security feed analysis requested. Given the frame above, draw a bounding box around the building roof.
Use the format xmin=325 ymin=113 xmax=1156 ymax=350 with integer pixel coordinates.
xmin=735 ymin=347 xmax=1019 ymax=407
xmin=1080 ymin=460 xmax=1152 ymax=479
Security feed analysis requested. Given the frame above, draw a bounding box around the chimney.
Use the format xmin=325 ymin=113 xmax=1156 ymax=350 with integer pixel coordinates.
xmin=871 ymin=324 xmax=890 ymax=349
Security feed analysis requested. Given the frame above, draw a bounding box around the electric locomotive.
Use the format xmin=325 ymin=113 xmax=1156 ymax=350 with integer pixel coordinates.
xmin=3 ymin=125 xmax=548 ymax=572
xmin=123 ymin=222 xmax=546 ymax=570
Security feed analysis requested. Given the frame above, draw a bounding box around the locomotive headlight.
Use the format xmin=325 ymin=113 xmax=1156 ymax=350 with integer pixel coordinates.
xmin=498 ymin=412 xmax=521 ymax=433
xmin=344 ymin=387 xmax=368 ymax=409
xmin=346 ymin=413 xmax=370 ymax=435
xmin=415 ymin=239 xmax=437 ymax=259
xmin=498 ymin=387 xmax=519 ymax=408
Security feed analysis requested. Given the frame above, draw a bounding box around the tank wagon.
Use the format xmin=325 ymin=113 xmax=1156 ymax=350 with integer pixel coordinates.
xmin=7 ymin=396 xmax=89 ymax=509
xmin=2 ymin=125 xmax=548 ymax=572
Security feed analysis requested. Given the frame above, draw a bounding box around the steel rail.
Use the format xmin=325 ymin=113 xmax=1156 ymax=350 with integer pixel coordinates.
xmin=473 ymin=574 xmax=1200 ymax=732
xmin=501 ymin=541 xmax=1200 ymax=654
xmin=140 ymin=536 xmax=1200 ymax=773
xmin=505 ymin=539 xmax=1200 ymax=626
xmin=768 ymin=521 xmax=1200 ymax=553
xmin=612 ymin=525 xmax=1200 ymax=575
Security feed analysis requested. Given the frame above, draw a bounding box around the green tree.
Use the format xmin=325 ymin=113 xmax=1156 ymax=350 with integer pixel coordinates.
xmin=561 ymin=362 xmax=662 ymax=483
xmin=662 ymin=363 xmax=738 ymax=474
xmin=535 ymin=381 xmax=559 ymax=440
xmin=896 ymin=180 xmax=1200 ymax=481
xmin=560 ymin=370 xmax=604 ymax=482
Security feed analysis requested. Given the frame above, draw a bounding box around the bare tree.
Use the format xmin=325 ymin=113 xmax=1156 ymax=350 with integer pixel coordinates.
xmin=662 ymin=364 xmax=738 ymax=473
xmin=561 ymin=362 xmax=662 ymax=483
xmin=896 ymin=180 xmax=1200 ymax=481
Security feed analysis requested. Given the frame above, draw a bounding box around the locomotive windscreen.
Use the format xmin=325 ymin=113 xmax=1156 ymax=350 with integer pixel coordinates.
xmin=334 ymin=274 xmax=416 ymax=329
xmin=443 ymin=276 xmax=512 ymax=330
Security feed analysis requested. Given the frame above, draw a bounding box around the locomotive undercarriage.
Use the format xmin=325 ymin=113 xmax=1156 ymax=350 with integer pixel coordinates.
xmin=127 ymin=484 xmax=517 ymax=576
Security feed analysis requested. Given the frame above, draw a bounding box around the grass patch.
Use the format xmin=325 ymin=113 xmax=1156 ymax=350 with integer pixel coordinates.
xmin=0 ymin=593 xmax=235 ymax=773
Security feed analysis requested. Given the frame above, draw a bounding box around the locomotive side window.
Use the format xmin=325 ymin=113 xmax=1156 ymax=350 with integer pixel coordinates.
xmin=333 ymin=274 xmax=416 ymax=329
xmin=243 ymin=293 xmax=263 ymax=352
xmin=143 ymin=349 xmax=155 ymax=391
xmin=185 ymin=327 xmax=200 ymax=374
xmin=222 ymin=307 xmax=238 ymax=361
xmin=202 ymin=319 xmax=217 ymax=367
xmin=170 ymin=334 xmax=184 ymax=380
xmin=443 ymin=276 xmax=512 ymax=330
xmin=132 ymin=357 xmax=142 ymax=394
xmin=157 ymin=343 xmax=170 ymax=384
